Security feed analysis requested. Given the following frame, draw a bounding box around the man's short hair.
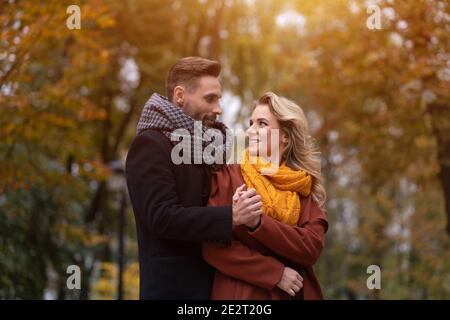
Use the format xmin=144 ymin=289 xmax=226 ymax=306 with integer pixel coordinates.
xmin=166 ymin=57 xmax=221 ymax=102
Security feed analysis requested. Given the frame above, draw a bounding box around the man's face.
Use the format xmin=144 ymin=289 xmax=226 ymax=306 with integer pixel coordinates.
xmin=174 ymin=76 xmax=223 ymax=127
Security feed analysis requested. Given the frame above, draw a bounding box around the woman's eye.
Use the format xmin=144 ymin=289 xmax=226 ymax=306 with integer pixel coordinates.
xmin=259 ymin=121 xmax=267 ymax=126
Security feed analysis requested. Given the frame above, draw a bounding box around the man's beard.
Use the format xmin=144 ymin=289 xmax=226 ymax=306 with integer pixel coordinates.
xmin=182 ymin=101 xmax=217 ymax=127
xmin=202 ymin=114 xmax=217 ymax=128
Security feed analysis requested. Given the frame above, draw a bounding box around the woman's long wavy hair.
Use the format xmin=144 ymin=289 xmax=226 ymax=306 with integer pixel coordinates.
xmin=254 ymin=92 xmax=327 ymax=209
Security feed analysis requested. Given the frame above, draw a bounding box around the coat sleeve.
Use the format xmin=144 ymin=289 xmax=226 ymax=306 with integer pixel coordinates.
xmin=125 ymin=132 xmax=232 ymax=244
xmin=202 ymin=238 xmax=284 ymax=290
xmin=245 ymin=204 xmax=328 ymax=267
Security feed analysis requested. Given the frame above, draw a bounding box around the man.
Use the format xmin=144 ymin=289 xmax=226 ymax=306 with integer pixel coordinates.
xmin=125 ymin=57 xmax=262 ymax=299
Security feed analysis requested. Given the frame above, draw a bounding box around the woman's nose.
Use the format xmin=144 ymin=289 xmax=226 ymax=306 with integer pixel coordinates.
xmin=246 ymin=125 xmax=257 ymax=137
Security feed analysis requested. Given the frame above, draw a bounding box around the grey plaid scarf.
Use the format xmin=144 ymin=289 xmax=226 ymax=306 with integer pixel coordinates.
xmin=136 ymin=93 xmax=232 ymax=170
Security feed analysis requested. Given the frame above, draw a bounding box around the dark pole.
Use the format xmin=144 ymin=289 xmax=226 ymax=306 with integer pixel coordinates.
xmin=110 ymin=160 xmax=126 ymax=300
xmin=117 ymin=189 xmax=126 ymax=300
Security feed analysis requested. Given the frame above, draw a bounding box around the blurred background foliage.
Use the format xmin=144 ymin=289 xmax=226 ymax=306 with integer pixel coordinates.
xmin=0 ymin=0 xmax=449 ymax=299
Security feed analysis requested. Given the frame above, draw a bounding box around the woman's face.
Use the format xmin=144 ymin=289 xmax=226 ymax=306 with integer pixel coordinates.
xmin=246 ymin=104 xmax=288 ymax=161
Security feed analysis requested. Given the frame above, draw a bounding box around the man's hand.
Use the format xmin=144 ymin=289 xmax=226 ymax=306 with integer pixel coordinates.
xmin=276 ymin=267 xmax=303 ymax=297
xmin=232 ymin=184 xmax=262 ymax=226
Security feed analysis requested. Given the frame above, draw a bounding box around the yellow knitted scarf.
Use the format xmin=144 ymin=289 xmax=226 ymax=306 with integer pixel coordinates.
xmin=240 ymin=149 xmax=312 ymax=226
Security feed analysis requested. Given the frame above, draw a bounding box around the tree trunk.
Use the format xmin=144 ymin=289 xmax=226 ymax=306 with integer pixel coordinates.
xmin=427 ymin=103 xmax=450 ymax=236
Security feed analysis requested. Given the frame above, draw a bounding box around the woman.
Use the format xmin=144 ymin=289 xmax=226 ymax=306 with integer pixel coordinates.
xmin=202 ymin=92 xmax=328 ymax=300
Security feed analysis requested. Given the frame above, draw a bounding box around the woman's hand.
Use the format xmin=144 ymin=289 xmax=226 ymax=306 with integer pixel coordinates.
xmin=233 ymin=184 xmax=262 ymax=229
xmin=276 ymin=267 xmax=303 ymax=297
xmin=232 ymin=184 xmax=262 ymax=226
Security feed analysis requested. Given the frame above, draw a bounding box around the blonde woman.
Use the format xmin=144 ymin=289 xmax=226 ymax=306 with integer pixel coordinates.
xmin=202 ymin=92 xmax=328 ymax=300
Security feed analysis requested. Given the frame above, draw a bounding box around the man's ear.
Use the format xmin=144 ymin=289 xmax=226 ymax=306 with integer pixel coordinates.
xmin=173 ymin=86 xmax=185 ymax=107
